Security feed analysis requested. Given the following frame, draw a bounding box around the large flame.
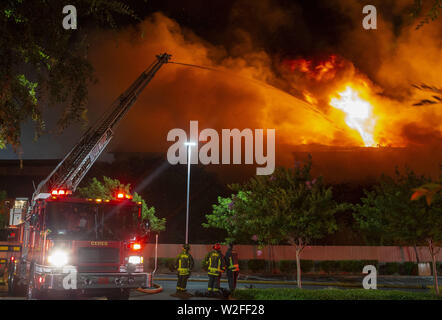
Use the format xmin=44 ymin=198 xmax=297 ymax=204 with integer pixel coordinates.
xmin=284 ymin=55 xmax=380 ymax=147
xmin=330 ymin=85 xmax=376 ymax=147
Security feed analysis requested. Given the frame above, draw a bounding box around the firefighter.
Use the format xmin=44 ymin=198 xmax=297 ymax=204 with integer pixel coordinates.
xmin=175 ymin=244 xmax=194 ymax=294
xmin=204 ymin=243 xmax=225 ymax=294
xmin=224 ymin=243 xmax=240 ymax=291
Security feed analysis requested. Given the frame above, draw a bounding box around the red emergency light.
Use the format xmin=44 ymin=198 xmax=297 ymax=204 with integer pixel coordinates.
xmin=129 ymin=242 xmax=142 ymax=251
xmin=116 ymin=191 xmax=132 ymax=200
xmin=51 ymin=189 xmax=72 ymax=196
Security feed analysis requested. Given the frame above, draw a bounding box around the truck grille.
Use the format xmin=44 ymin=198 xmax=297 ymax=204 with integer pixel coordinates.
xmin=78 ymin=265 xmax=119 ymax=272
xmin=77 ymin=247 xmax=120 ymax=264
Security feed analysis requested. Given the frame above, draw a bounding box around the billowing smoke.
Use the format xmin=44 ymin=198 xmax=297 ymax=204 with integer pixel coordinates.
xmin=86 ymin=2 xmax=441 ymax=183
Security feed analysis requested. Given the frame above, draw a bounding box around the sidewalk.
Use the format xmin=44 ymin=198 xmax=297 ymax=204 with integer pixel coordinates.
xmin=152 ymin=272 xmax=442 ymax=290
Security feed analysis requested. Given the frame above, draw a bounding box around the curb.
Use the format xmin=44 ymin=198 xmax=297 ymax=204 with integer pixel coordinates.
xmin=153 ymin=277 xmax=433 ymax=290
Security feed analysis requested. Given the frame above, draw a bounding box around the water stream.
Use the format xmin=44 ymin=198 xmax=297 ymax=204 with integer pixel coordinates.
xmin=169 ymin=61 xmax=345 ymax=133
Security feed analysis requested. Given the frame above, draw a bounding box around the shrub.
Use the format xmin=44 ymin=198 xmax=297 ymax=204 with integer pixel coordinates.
xmin=248 ymin=259 xmax=267 ymax=273
xmin=362 ymin=260 xmax=379 ymax=270
xmin=301 ymin=260 xmax=314 ymax=273
xmin=157 ymin=258 xmax=175 ymax=272
xmin=338 ymin=260 xmax=378 ymax=273
xmin=157 ymin=258 xmax=167 ymax=269
xmin=278 ymin=260 xmax=314 ymax=274
xmin=146 ymin=257 xmax=155 ymax=270
xmin=201 ymin=259 xmax=208 ymax=272
xmin=379 ymin=262 xmax=400 ymax=275
xmin=279 ymin=260 xmax=296 ymax=274
xmin=400 ymin=262 xmax=418 ymax=276
xmin=319 ymin=261 xmax=340 ymax=273
xmin=338 ymin=260 xmax=357 ymax=273
xmin=438 ymin=262 xmax=442 ymax=274
xmin=238 ymin=260 xmax=248 ymax=272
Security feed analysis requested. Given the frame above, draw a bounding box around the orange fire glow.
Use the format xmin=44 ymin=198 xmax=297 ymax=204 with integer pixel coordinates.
xmin=330 ymin=85 xmax=376 ymax=147
xmin=286 ymin=55 xmax=343 ymax=81
xmin=285 ymin=55 xmax=381 ymax=147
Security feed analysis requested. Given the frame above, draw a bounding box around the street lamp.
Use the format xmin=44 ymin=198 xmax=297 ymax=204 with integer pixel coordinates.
xmin=184 ymin=141 xmax=196 ymax=244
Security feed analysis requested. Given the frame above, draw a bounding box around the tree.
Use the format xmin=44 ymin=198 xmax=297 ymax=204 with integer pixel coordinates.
xmin=205 ymin=157 xmax=347 ymax=288
xmin=412 ymin=183 xmax=442 ymax=205
xmin=412 ymin=0 xmax=442 ymax=29
xmin=0 ymin=190 xmax=9 ymax=229
xmin=0 ymin=0 xmax=143 ymax=149
xmin=77 ymin=176 xmax=166 ymax=232
xmin=411 ymin=181 xmax=442 ymax=295
xmin=354 ymin=168 xmax=442 ymax=295
xmin=203 ymin=191 xmax=250 ymax=245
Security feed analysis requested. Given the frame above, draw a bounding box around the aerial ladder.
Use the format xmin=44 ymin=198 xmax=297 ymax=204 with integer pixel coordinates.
xmin=20 ymin=53 xmax=171 ymax=260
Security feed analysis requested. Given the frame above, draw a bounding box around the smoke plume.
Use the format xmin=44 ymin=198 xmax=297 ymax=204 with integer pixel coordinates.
xmin=86 ymin=3 xmax=441 ymax=183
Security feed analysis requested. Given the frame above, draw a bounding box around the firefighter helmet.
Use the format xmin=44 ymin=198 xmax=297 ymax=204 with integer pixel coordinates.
xmin=213 ymin=243 xmax=221 ymax=251
xmin=183 ymin=244 xmax=190 ymax=251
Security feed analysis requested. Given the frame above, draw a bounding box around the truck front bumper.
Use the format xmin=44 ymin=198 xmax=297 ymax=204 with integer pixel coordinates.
xmin=34 ymin=265 xmax=150 ymax=290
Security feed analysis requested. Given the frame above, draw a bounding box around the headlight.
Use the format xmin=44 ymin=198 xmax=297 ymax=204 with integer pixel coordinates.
xmin=128 ymin=256 xmax=142 ymax=265
xmin=48 ymin=250 xmax=69 ymax=267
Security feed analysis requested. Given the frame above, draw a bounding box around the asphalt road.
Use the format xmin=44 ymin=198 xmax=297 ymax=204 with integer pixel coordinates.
xmin=0 ymin=276 xmax=432 ymax=300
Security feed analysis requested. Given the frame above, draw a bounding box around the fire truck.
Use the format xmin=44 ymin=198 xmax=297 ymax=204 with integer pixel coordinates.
xmin=7 ymin=53 xmax=171 ymax=299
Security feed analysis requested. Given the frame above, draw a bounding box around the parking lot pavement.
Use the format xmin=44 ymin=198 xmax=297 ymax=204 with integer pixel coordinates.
xmin=153 ymin=272 xmax=441 ymax=289
xmin=0 ymin=274 xmax=437 ymax=300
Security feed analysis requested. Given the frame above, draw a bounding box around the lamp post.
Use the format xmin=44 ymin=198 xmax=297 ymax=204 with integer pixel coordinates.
xmin=184 ymin=141 xmax=196 ymax=244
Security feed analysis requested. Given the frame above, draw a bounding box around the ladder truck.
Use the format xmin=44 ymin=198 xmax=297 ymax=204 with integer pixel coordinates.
xmin=7 ymin=53 xmax=171 ymax=300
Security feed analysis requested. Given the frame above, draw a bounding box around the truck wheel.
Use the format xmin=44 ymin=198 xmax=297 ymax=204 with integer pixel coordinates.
xmin=27 ymin=262 xmax=41 ymax=300
xmin=7 ymin=263 xmax=23 ymax=297
xmin=27 ymin=283 xmax=45 ymax=300
xmin=7 ymin=273 xmax=16 ymax=296
xmin=106 ymin=289 xmax=130 ymax=300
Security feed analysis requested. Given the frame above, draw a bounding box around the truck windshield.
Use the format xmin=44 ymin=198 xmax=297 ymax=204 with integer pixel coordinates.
xmin=45 ymin=202 xmax=140 ymax=241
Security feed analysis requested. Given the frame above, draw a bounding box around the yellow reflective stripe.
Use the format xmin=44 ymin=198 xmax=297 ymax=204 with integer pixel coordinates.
xmin=178 ymin=257 xmax=190 ymax=274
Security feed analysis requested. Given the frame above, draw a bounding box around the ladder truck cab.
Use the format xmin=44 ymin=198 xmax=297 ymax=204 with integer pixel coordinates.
xmin=7 ymin=53 xmax=171 ymax=299
xmin=11 ymin=191 xmax=147 ymax=299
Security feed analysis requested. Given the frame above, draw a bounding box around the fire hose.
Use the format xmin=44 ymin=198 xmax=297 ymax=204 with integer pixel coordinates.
xmin=136 ymin=283 xmax=163 ymax=294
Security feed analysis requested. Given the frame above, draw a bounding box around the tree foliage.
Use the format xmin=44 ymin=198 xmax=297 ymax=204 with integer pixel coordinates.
xmin=0 ymin=0 xmax=144 ymax=149
xmin=354 ymin=168 xmax=442 ymax=294
xmin=203 ymin=190 xmax=250 ymax=245
xmin=412 ymin=182 xmax=442 ymax=205
xmin=353 ymin=168 xmax=442 ymax=246
xmin=77 ymin=176 xmax=166 ymax=232
xmin=0 ymin=190 xmax=8 ymax=229
xmin=412 ymin=0 xmax=442 ymax=29
xmin=208 ymin=157 xmax=346 ymax=248
xmin=205 ymin=157 xmax=347 ymax=287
